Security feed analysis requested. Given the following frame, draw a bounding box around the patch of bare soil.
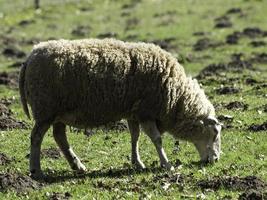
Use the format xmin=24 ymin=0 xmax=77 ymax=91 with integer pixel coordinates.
xmin=148 ymin=37 xmax=177 ymax=51
xmin=41 ymin=148 xmax=61 ymax=159
xmin=239 ymin=189 xmax=267 ymax=200
xmin=193 ymin=38 xmax=222 ymax=51
xmin=245 ymin=77 xmax=259 ymax=85
xmin=226 ymin=31 xmax=243 ymax=44
xmin=0 ymin=71 xmax=19 ymax=88
xmin=197 ymin=55 xmax=253 ymax=79
xmin=121 ymin=0 xmax=141 ymax=10
xmin=225 ymin=101 xmax=248 ymax=111
xmin=97 ymin=32 xmax=118 ymax=38
xmin=214 ymin=16 xmax=232 ymax=28
xmin=254 ymin=83 xmax=267 ymax=90
xmin=250 ymin=53 xmax=267 ymax=64
xmin=226 ymin=8 xmax=242 ymax=15
xmin=0 ymin=100 xmax=28 ymax=130
xmin=0 ymin=153 xmax=12 ymax=165
xmin=243 ymin=27 xmax=267 ymax=38
xmin=8 ymin=61 xmax=23 ymax=68
xmin=2 ymin=46 xmax=26 ymax=59
xmin=18 ymin=19 xmax=35 ymax=27
xmin=152 ymin=172 xmax=190 ymax=191
xmin=216 ymin=86 xmax=241 ymax=95
xmin=47 ymin=192 xmax=72 ymax=200
xmin=226 ymin=27 xmax=267 ymax=45
xmin=71 ymin=25 xmax=91 ymax=37
xmin=198 ymin=176 xmax=266 ymax=191
xmin=250 ymin=40 xmax=266 ymax=47
xmin=248 ymin=122 xmax=267 ymax=132
xmin=0 ymin=173 xmax=42 ymax=193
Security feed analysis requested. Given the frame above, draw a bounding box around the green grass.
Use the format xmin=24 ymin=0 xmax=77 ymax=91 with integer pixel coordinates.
xmin=0 ymin=0 xmax=267 ymax=199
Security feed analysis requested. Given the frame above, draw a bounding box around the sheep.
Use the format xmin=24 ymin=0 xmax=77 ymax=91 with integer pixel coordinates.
xmin=19 ymin=38 xmax=222 ymax=179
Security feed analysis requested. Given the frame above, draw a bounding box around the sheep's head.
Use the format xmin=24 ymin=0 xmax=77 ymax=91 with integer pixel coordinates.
xmin=193 ymin=116 xmax=222 ymax=164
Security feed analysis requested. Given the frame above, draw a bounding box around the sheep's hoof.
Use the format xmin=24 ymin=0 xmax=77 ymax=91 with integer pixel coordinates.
xmin=161 ymin=163 xmax=174 ymax=171
xmin=30 ymin=170 xmax=45 ymax=180
xmin=133 ymin=162 xmax=146 ymax=170
xmin=72 ymin=163 xmax=87 ymax=173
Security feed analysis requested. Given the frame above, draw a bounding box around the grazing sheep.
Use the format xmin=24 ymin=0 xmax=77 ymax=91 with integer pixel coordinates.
xmin=19 ymin=38 xmax=222 ymax=179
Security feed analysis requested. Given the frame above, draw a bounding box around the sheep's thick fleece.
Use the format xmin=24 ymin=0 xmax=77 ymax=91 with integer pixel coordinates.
xmin=21 ymin=38 xmax=214 ymax=138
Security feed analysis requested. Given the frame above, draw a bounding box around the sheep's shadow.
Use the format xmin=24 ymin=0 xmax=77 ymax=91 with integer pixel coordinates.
xmin=40 ymin=160 xmax=207 ymax=183
xmin=41 ymin=166 xmax=165 ymax=184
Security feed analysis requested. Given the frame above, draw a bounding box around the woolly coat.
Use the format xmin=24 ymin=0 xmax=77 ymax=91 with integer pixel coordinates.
xmin=20 ymin=39 xmax=215 ymax=140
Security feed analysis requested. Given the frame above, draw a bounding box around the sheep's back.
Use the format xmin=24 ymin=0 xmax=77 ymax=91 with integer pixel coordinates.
xmin=25 ymin=39 xmax=185 ymax=126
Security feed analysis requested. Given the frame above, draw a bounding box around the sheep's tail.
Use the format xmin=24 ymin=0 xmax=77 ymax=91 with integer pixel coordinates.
xmin=19 ymin=62 xmax=31 ymax=119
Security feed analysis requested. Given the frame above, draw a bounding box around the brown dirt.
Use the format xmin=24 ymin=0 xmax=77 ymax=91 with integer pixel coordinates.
xmin=250 ymin=53 xmax=267 ymax=64
xmin=193 ymin=38 xmax=222 ymax=51
xmin=71 ymin=25 xmax=91 ymax=37
xmin=47 ymin=192 xmax=72 ymax=200
xmin=250 ymin=40 xmax=266 ymax=47
xmin=0 ymin=71 xmax=19 ymax=88
xmin=97 ymin=32 xmax=118 ymax=38
xmin=41 ymin=148 xmax=61 ymax=159
xmin=245 ymin=78 xmax=259 ymax=85
xmin=226 ymin=8 xmax=242 ymax=15
xmin=226 ymin=27 xmax=267 ymax=45
xmin=8 ymin=61 xmax=24 ymax=68
xmin=225 ymin=101 xmax=248 ymax=111
xmin=216 ymin=86 xmax=241 ymax=95
xmin=2 ymin=46 xmax=26 ymax=59
xmin=193 ymin=31 xmax=209 ymax=36
xmin=226 ymin=31 xmax=243 ymax=44
xmin=148 ymin=37 xmax=177 ymax=51
xmin=0 ymin=153 xmax=12 ymax=165
xmin=153 ymin=173 xmax=188 ymax=185
xmin=214 ymin=16 xmax=232 ymax=28
xmin=0 ymin=172 xmax=43 ymax=193
xmin=248 ymin=122 xmax=267 ymax=132
xmin=198 ymin=176 xmax=266 ymax=191
xmin=197 ymin=56 xmax=253 ymax=79
xmin=18 ymin=19 xmax=35 ymax=27
xmin=254 ymin=83 xmax=267 ymax=90
xmin=238 ymin=189 xmax=267 ymax=200
xmin=243 ymin=27 xmax=267 ymax=38
xmin=0 ymin=101 xmax=28 ymax=130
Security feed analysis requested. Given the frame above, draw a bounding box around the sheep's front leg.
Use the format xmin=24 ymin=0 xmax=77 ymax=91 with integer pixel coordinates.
xmin=141 ymin=121 xmax=174 ymax=170
xmin=127 ymin=120 xmax=145 ymax=169
xmin=53 ymin=122 xmax=86 ymax=173
xmin=30 ymin=122 xmax=50 ymax=179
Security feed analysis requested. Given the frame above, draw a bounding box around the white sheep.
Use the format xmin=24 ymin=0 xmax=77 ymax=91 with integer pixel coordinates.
xmin=19 ymin=38 xmax=222 ymax=179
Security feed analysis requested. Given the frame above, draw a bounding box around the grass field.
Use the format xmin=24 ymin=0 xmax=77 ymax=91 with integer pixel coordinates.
xmin=0 ymin=0 xmax=266 ymax=199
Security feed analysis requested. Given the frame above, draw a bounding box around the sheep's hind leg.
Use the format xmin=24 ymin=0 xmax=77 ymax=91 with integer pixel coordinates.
xmin=141 ymin=121 xmax=174 ymax=171
xmin=30 ymin=121 xmax=50 ymax=180
xmin=127 ymin=120 xmax=145 ymax=169
xmin=53 ymin=122 xmax=87 ymax=173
